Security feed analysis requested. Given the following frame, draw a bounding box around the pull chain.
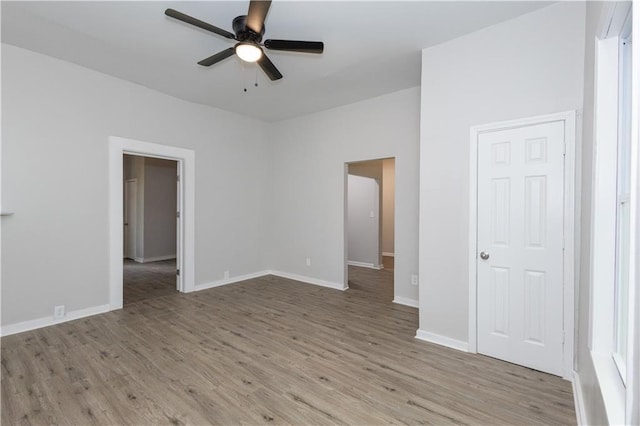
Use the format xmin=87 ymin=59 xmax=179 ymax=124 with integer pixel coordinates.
xmin=242 ymin=61 xmax=248 ymax=93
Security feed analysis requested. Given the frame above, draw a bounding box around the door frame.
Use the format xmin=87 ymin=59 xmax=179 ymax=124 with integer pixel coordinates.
xmin=109 ymin=136 xmax=195 ymax=310
xmin=467 ymin=111 xmax=576 ymax=379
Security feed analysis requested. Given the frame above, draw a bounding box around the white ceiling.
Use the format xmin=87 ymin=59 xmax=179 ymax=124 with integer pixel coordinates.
xmin=1 ymin=1 xmax=551 ymax=122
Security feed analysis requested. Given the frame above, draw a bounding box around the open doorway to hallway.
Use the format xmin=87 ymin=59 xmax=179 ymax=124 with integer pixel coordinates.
xmin=345 ymin=158 xmax=395 ymax=301
xmin=123 ymin=154 xmax=179 ymax=305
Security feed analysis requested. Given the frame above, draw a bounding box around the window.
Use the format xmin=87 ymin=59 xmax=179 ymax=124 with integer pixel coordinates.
xmin=613 ymin=24 xmax=632 ymax=383
xmin=589 ymin=4 xmax=634 ymax=424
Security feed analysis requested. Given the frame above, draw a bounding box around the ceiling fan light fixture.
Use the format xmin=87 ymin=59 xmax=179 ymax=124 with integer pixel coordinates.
xmin=235 ymin=43 xmax=262 ymax=62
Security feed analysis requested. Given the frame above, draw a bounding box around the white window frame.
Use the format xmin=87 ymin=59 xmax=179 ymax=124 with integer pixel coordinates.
xmin=589 ymin=3 xmax=636 ymax=425
xmin=613 ymin=19 xmax=632 ymax=385
xmin=625 ymin=4 xmax=639 ymax=424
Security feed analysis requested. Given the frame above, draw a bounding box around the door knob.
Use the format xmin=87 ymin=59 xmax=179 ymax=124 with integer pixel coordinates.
xmin=480 ymin=251 xmax=490 ymax=260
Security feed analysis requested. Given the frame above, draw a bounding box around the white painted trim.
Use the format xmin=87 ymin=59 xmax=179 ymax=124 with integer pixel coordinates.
xmin=382 ymin=252 xmax=395 ymax=257
xmin=348 ymin=260 xmax=375 ymax=268
xmin=196 ymin=271 xmax=271 ymax=291
xmin=133 ymin=257 xmax=144 ymax=264
xmin=393 ymin=297 xmax=419 ymax=308
xmin=1 ymin=304 xmax=110 ymax=337
xmin=468 ymin=111 xmax=577 ymax=380
xmin=627 ymin=5 xmax=639 ymax=425
xmin=591 ymin=351 xmax=626 ymax=425
xmin=415 ymin=329 xmax=469 ymax=352
xmin=342 ymin=163 xmax=349 ymax=290
xmin=268 ymin=270 xmax=348 ymax=291
xmin=139 ymin=255 xmax=177 ymax=263
xmin=347 ymin=261 xmax=383 ymax=270
xmin=109 ymin=136 xmax=195 ymax=311
xmin=563 ymin=111 xmax=577 ymax=380
xmin=572 ymin=371 xmax=587 ymax=426
xmin=468 ymin=124 xmax=479 ymax=354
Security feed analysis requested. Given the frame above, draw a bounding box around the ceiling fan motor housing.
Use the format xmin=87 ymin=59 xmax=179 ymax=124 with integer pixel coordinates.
xmin=232 ymin=15 xmax=264 ymax=43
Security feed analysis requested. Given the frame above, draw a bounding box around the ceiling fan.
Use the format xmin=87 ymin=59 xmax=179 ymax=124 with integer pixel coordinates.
xmin=165 ymin=0 xmax=324 ymax=81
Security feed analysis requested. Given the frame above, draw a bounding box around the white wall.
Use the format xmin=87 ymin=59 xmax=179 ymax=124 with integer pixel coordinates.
xmin=269 ymin=87 xmax=420 ymax=303
xmin=382 ymin=158 xmax=395 ymax=255
xmin=143 ymin=157 xmax=177 ymax=261
xmin=1 ymin=44 xmax=271 ymax=326
xmin=347 ymin=174 xmax=380 ymax=267
xmin=418 ymin=2 xmax=585 ymax=342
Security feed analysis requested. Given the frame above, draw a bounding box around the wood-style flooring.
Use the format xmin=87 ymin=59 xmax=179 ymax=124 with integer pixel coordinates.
xmin=382 ymin=255 xmax=394 ymax=270
xmin=123 ymin=259 xmax=177 ymax=305
xmin=1 ymin=266 xmax=575 ymax=425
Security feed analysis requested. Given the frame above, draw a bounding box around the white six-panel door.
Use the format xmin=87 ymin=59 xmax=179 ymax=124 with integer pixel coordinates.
xmin=476 ymin=120 xmax=565 ymax=376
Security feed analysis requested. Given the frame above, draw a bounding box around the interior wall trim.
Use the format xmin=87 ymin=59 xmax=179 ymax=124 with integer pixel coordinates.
xmin=572 ymin=371 xmax=587 ymax=425
xmin=268 ymin=270 xmax=348 ymax=291
xmin=1 ymin=304 xmax=110 ymax=337
xmin=195 ymin=271 xmax=271 ymax=291
xmin=393 ymin=297 xmax=419 ymax=308
xmin=415 ymin=329 xmax=469 ymax=352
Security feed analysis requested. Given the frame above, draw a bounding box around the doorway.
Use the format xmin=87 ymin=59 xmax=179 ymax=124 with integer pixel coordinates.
xmin=345 ymin=158 xmax=396 ymax=301
xmin=123 ymin=154 xmax=179 ymax=305
xmin=468 ymin=112 xmax=576 ymax=379
xmin=109 ymin=136 xmax=195 ymax=311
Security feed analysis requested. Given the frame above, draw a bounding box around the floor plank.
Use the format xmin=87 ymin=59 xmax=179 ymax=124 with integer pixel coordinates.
xmin=123 ymin=259 xmax=177 ymax=305
xmin=2 ymin=267 xmax=575 ymax=425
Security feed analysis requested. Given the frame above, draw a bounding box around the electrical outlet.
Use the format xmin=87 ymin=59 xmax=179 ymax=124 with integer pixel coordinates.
xmin=224 ymin=271 xmax=230 ymax=280
xmin=306 ymin=258 xmax=311 ymax=266
xmin=54 ymin=305 xmax=65 ymax=319
xmin=411 ymin=275 xmax=418 ymax=286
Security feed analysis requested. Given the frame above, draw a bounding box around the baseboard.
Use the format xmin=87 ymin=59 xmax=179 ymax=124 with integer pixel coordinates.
xmin=134 ymin=257 xmax=144 ymax=263
xmin=415 ymin=329 xmax=469 ymax=352
xmin=1 ymin=304 xmax=111 ymax=337
xmin=195 ymin=270 xmax=271 ymax=291
xmin=268 ymin=270 xmax=347 ymax=291
xmin=348 ymin=261 xmax=383 ymax=270
xmin=382 ymin=252 xmax=395 ymax=257
xmin=393 ymin=297 xmax=419 ymax=308
xmin=140 ymin=255 xmax=176 ymax=263
xmin=572 ymin=371 xmax=587 ymax=425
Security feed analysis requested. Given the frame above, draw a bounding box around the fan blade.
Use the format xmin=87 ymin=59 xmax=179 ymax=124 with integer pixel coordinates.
xmin=257 ymin=54 xmax=282 ymax=81
xmin=198 ymin=48 xmax=235 ymax=66
xmin=165 ymin=9 xmax=235 ymax=40
xmin=264 ymin=39 xmax=324 ymax=54
xmin=246 ymin=0 xmax=271 ymax=34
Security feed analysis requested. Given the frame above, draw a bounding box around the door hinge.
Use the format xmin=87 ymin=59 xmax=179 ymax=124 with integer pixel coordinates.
xmin=177 ymin=174 xmax=180 ymax=182
xmin=176 ymin=211 xmax=180 ymax=219
xmin=177 ymin=269 xmax=180 ymax=276
xmin=562 ymin=331 xmax=565 ymax=344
